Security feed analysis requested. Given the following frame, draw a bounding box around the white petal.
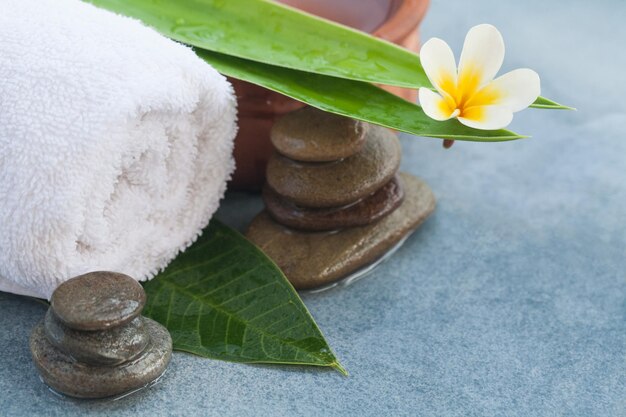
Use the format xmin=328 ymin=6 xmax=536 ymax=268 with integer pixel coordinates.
xmin=419 ymin=37 xmax=457 ymax=95
xmin=458 ymin=24 xmax=505 ymax=88
xmin=457 ymin=105 xmax=513 ymax=130
xmin=487 ymin=68 xmax=541 ymax=112
xmin=419 ymin=88 xmax=459 ymax=121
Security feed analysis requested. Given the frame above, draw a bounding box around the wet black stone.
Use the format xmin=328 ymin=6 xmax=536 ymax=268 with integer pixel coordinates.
xmin=271 ymin=106 xmax=367 ymax=162
xmin=44 ymin=310 xmax=150 ymax=366
xmin=266 ymin=125 xmax=402 ymax=208
xmin=50 ymin=271 xmax=146 ymax=331
xmin=30 ymin=318 xmax=172 ymax=399
xmin=263 ymin=176 xmax=404 ymax=231
xmin=31 ymin=271 xmax=173 ymax=399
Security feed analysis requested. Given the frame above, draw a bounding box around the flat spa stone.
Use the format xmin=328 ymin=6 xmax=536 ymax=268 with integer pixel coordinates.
xmin=44 ymin=310 xmax=150 ymax=366
xmin=263 ymin=175 xmax=405 ymax=231
xmin=50 ymin=271 xmax=146 ymax=331
xmin=270 ymin=107 xmax=367 ymax=162
xmin=266 ymin=125 xmax=401 ymax=208
xmin=30 ymin=317 xmax=172 ymax=399
xmin=247 ymin=173 xmax=435 ymax=289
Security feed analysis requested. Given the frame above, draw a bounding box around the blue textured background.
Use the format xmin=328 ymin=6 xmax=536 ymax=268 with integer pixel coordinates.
xmin=1 ymin=0 xmax=625 ymax=415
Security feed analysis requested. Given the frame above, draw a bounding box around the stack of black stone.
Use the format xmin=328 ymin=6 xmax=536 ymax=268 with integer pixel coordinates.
xmin=247 ymin=107 xmax=436 ymax=290
xmin=30 ymin=272 xmax=172 ymax=399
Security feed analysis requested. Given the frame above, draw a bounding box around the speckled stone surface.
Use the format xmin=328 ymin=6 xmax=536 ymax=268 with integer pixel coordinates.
xmin=50 ymin=272 xmax=145 ymax=331
xmin=250 ymin=173 xmax=434 ymax=289
xmin=31 ymin=318 xmax=171 ymax=399
xmin=44 ymin=311 xmax=149 ymax=366
xmin=266 ymin=125 xmax=401 ymax=208
xmin=263 ymin=176 xmax=404 ymax=231
xmin=271 ymin=107 xmax=367 ymax=162
xmin=0 ymin=1 xmax=625 ymax=415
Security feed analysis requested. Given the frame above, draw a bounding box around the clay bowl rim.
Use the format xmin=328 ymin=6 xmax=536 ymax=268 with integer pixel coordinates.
xmin=374 ymin=0 xmax=431 ymax=42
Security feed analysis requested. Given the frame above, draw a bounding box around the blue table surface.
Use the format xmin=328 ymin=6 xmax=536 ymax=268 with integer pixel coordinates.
xmin=2 ymin=0 xmax=625 ymax=416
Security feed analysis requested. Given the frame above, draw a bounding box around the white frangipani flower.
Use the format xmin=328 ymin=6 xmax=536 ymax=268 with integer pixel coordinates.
xmin=418 ymin=24 xmax=541 ymax=130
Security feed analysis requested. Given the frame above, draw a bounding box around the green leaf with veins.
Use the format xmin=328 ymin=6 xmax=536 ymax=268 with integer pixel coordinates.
xmin=198 ymin=50 xmax=525 ymax=141
xmin=142 ymin=220 xmax=346 ymax=375
xmin=87 ymin=0 xmax=569 ymax=110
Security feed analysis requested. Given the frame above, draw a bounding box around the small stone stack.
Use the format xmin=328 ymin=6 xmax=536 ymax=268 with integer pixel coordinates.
xmin=30 ymin=272 xmax=172 ymax=399
xmin=247 ymin=107 xmax=436 ymax=289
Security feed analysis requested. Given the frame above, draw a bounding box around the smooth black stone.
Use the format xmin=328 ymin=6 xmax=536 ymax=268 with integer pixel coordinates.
xmin=50 ymin=271 xmax=146 ymax=331
xmin=44 ymin=309 xmax=150 ymax=366
xmin=30 ymin=318 xmax=172 ymax=399
xmin=266 ymin=125 xmax=402 ymax=208
xmin=263 ymin=176 xmax=404 ymax=231
xmin=271 ymin=106 xmax=367 ymax=162
xmin=248 ymin=173 xmax=436 ymax=289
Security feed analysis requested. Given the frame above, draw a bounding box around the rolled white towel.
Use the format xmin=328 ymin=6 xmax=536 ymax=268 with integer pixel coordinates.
xmin=0 ymin=0 xmax=237 ymax=299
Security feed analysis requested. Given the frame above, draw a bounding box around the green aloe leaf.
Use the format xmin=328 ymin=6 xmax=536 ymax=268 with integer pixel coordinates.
xmin=87 ymin=0 xmax=566 ymax=110
xmin=530 ymin=96 xmax=575 ymax=110
xmin=88 ymin=0 xmax=428 ymax=88
xmin=198 ymin=50 xmax=524 ymax=141
xmin=142 ymin=220 xmax=346 ymax=375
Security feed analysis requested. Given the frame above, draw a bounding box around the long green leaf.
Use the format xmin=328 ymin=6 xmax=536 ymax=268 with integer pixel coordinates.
xmin=87 ymin=0 xmax=567 ymax=110
xmin=143 ymin=220 xmax=346 ymax=375
xmin=198 ymin=50 xmax=524 ymax=141
xmin=530 ymin=96 xmax=575 ymax=110
xmin=88 ymin=0 xmax=428 ymax=88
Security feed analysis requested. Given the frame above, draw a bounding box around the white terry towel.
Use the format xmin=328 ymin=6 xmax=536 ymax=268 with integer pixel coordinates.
xmin=0 ymin=0 xmax=237 ymax=299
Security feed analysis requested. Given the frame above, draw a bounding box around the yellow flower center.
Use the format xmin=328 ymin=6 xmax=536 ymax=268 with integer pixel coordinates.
xmin=435 ymin=64 xmax=502 ymax=122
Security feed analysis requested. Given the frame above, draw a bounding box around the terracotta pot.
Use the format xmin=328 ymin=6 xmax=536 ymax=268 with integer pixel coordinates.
xmin=229 ymin=0 xmax=430 ymax=190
